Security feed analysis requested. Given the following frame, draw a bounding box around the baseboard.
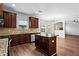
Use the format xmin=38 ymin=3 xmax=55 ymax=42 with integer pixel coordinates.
xmin=65 ymin=34 xmax=79 ymax=36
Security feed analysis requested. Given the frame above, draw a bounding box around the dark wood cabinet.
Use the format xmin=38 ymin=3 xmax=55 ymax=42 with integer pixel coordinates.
xmin=29 ymin=17 xmax=38 ymax=28
xmin=18 ymin=34 xmax=25 ymax=44
xmin=35 ymin=35 xmax=56 ymax=56
xmin=0 ymin=3 xmax=3 ymax=17
xmin=11 ymin=13 xmax=16 ymax=28
xmin=25 ymin=34 xmax=31 ymax=42
xmin=0 ymin=4 xmax=16 ymax=28
xmin=11 ymin=35 xmax=19 ymax=46
xmin=11 ymin=34 xmax=31 ymax=47
xmin=0 ymin=3 xmax=3 ymax=27
xmin=3 ymin=11 xmax=16 ymax=28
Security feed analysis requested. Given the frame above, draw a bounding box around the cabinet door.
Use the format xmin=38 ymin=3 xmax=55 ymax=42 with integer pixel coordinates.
xmin=3 ymin=11 xmax=10 ymax=27
xmin=0 ymin=3 xmax=3 ymax=16
xmin=3 ymin=11 xmax=9 ymax=27
xmin=0 ymin=4 xmax=3 ymax=27
xmin=29 ymin=17 xmax=33 ymax=28
xmin=19 ymin=34 xmax=26 ymax=44
xmin=11 ymin=35 xmax=19 ymax=46
xmin=3 ymin=11 xmax=16 ymax=28
xmin=8 ymin=12 xmax=16 ymax=28
xmin=41 ymin=37 xmax=49 ymax=53
xmin=35 ymin=35 xmax=42 ymax=48
xmin=29 ymin=17 xmax=38 ymax=28
xmin=25 ymin=34 xmax=31 ymax=42
xmin=34 ymin=18 xmax=38 ymax=28
xmin=11 ymin=13 xmax=16 ymax=28
xmin=8 ymin=12 xmax=12 ymax=27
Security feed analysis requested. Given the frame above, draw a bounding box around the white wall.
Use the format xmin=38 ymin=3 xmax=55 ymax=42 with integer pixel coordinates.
xmin=66 ymin=21 xmax=79 ymax=35
xmin=16 ymin=12 xmax=29 ymax=29
xmin=39 ymin=20 xmax=55 ymax=35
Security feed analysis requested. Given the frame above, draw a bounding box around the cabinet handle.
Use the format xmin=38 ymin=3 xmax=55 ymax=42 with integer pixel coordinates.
xmin=52 ymin=40 xmax=54 ymax=43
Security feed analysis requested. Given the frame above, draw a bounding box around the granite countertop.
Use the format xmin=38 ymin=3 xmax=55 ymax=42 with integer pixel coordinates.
xmin=0 ymin=28 xmax=40 ymax=36
xmin=0 ymin=31 xmax=40 ymax=36
xmin=36 ymin=33 xmax=55 ymax=37
xmin=0 ymin=38 xmax=8 ymax=56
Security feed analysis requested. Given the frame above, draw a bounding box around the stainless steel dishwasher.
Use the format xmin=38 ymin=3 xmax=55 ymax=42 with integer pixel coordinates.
xmin=31 ymin=34 xmax=35 ymax=42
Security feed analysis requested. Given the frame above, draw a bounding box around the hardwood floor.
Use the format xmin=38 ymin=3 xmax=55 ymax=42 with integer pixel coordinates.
xmin=57 ymin=35 xmax=79 ymax=56
xmin=9 ymin=43 xmax=45 ymax=56
xmin=9 ymin=35 xmax=79 ymax=56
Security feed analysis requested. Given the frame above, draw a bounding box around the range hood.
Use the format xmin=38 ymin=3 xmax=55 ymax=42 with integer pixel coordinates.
xmin=18 ymin=20 xmax=27 ymax=25
xmin=18 ymin=20 xmax=28 ymax=28
xmin=19 ymin=25 xmax=26 ymax=28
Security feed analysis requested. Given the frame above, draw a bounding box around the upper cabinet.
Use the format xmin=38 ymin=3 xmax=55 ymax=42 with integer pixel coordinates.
xmin=0 ymin=4 xmax=16 ymax=28
xmin=0 ymin=3 xmax=3 ymax=17
xmin=0 ymin=3 xmax=3 ymax=27
xmin=29 ymin=17 xmax=39 ymax=28
xmin=3 ymin=11 xmax=16 ymax=28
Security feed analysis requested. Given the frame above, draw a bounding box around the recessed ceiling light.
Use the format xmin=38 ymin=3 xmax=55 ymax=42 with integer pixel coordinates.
xmin=12 ymin=4 xmax=15 ymax=7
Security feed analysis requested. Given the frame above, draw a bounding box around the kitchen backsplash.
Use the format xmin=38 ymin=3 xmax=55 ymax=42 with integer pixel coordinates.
xmin=0 ymin=28 xmax=40 ymax=36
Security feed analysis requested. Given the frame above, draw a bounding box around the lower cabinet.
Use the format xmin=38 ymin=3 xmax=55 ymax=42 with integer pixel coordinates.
xmin=10 ymin=34 xmax=31 ymax=47
xmin=11 ymin=35 xmax=19 ymax=46
xmin=25 ymin=34 xmax=31 ymax=43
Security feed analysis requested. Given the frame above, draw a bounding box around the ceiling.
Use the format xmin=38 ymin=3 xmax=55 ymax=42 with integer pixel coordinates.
xmin=3 ymin=3 xmax=79 ymax=20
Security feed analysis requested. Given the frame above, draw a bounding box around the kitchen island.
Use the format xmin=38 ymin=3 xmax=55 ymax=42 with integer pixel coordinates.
xmin=35 ymin=34 xmax=56 ymax=56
